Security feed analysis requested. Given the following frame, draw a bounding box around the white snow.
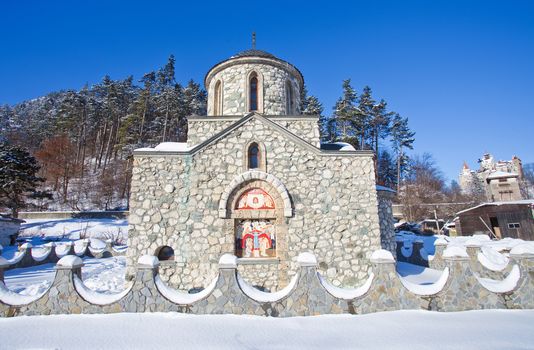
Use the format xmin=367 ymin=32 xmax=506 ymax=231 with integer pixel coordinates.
xmin=396 ymin=262 xmax=443 ymax=285
xmin=218 ymin=253 xmax=237 ymax=268
xmin=73 ymin=275 xmax=132 ymax=305
xmin=1 ymin=310 xmax=533 ymax=349
xmin=333 ymin=142 xmax=355 ymax=151
xmin=138 ymin=255 xmax=159 ymax=267
xmin=443 ymin=246 xmax=469 ymax=258
xmin=510 ymin=243 xmax=534 ymax=256
xmin=19 ymin=217 xmax=128 ymax=242
xmin=3 ymin=257 xmax=127 ymax=296
xmin=376 ymin=185 xmax=396 ymax=193
xmin=296 ymin=252 xmax=317 ymax=266
xmin=476 ymin=265 xmax=521 ymax=293
xmin=136 ymin=142 xmax=190 ymax=152
xmin=0 ymin=281 xmax=45 ymax=306
xmin=318 ymin=272 xmax=374 ymax=299
xmin=399 ymin=267 xmax=449 ymax=295
xmin=57 ymin=255 xmax=83 ymax=268
xmin=370 ymin=249 xmax=395 ymax=262
xmin=155 ymin=275 xmax=217 ymax=304
xmin=478 ymin=246 xmax=509 ymax=271
xmin=237 ymin=274 xmax=298 ymax=302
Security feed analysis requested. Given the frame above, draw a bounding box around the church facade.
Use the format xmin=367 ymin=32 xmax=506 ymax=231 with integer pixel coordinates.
xmin=126 ymin=49 xmax=395 ymax=291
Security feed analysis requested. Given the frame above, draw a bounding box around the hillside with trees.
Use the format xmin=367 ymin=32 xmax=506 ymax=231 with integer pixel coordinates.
xmin=0 ymin=56 xmax=207 ymax=212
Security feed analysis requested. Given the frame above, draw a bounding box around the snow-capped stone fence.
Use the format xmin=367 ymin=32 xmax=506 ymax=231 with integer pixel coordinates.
xmin=0 ymin=240 xmax=126 ymax=271
xmin=1 ymin=246 xmax=533 ymax=318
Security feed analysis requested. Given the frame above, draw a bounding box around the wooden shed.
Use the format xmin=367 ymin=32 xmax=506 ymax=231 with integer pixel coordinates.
xmin=455 ymin=200 xmax=534 ymax=240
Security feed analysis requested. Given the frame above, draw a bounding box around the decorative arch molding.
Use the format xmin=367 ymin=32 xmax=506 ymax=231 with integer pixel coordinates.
xmin=219 ymin=170 xmax=292 ymax=218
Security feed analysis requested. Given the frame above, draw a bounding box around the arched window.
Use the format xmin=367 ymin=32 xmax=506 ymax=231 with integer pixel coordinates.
xmin=156 ymin=246 xmax=175 ymax=261
xmin=285 ymin=81 xmax=294 ymax=114
xmin=249 ymin=73 xmax=258 ymax=111
xmin=214 ymin=80 xmax=222 ymax=115
xmin=248 ymin=143 xmax=259 ymax=169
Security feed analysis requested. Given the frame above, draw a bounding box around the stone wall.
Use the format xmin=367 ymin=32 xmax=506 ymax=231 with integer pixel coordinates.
xmin=2 ymin=247 xmax=533 ymax=318
xmin=187 ymin=116 xmax=320 ymax=147
xmin=206 ymin=60 xmax=302 ymax=116
xmin=127 ymin=116 xmax=382 ymax=291
xmin=376 ymin=188 xmax=396 ymax=254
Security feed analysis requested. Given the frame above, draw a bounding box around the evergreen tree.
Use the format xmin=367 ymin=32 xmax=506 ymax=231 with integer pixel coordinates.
xmin=390 ymin=113 xmax=415 ymax=192
xmin=377 ymin=149 xmax=397 ymax=188
xmin=331 ymin=79 xmax=360 ymax=147
xmin=0 ymin=142 xmax=47 ymax=217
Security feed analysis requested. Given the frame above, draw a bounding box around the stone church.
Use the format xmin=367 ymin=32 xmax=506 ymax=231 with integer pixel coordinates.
xmin=126 ymin=48 xmax=395 ymax=291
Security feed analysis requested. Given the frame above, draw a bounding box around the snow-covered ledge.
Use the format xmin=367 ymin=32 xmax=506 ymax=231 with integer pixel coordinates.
xmin=56 ymin=255 xmax=84 ymax=269
xmin=137 ymin=255 xmax=159 ymax=268
xmin=297 ymin=252 xmax=317 ymax=267
xmin=219 ymin=254 xmax=238 ymax=269
xmin=370 ymin=249 xmax=395 ymax=264
xmin=443 ymin=246 xmax=469 ymax=260
xmin=510 ymin=243 xmax=534 ymax=258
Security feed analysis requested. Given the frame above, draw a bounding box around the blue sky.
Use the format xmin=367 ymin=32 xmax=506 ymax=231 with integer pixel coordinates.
xmin=1 ymin=0 xmax=533 ymax=182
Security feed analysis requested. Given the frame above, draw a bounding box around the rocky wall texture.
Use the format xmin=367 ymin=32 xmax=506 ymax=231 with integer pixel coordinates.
xmin=2 ymin=249 xmax=533 ymax=318
xmin=128 ymin=116 xmax=382 ymax=291
xmin=187 ymin=116 xmax=320 ymax=147
xmin=376 ymin=189 xmax=396 ymax=255
xmin=206 ymin=62 xmax=301 ymax=116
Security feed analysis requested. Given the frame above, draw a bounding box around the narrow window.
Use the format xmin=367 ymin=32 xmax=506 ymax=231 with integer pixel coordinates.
xmin=249 ymin=74 xmax=258 ymax=111
xmin=508 ymin=223 xmax=521 ymax=229
xmin=286 ymin=81 xmax=293 ymax=114
xmin=214 ymin=80 xmax=222 ymax=115
xmin=248 ymin=143 xmax=259 ymax=169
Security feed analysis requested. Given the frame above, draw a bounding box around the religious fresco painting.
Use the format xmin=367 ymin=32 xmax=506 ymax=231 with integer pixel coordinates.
xmin=235 ymin=188 xmax=275 ymax=210
xmin=235 ymin=219 xmax=276 ymax=258
xmin=235 ymin=188 xmax=277 ymax=258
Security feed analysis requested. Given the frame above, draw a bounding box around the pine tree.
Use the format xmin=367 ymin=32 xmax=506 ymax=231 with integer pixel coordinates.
xmin=356 ymin=86 xmax=375 ymax=150
xmin=0 ymin=142 xmax=47 ymax=217
xmin=390 ymin=114 xmax=415 ymax=192
xmin=377 ymin=149 xmax=397 ymax=188
xmin=331 ymin=79 xmax=360 ymax=147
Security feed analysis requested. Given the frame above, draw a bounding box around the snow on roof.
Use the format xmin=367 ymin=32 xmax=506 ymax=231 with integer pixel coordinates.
xmin=135 ymin=142 xmax=191 ymax=152
xmin=320 ymin=142 xmax=356 ymax=151
xmin=486 ymin=171 xmax=518 ymax=179
xmin=456 ymin=199 xmax=534 ymax=215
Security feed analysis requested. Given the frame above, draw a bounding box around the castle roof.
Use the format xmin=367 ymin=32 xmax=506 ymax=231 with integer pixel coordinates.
xmin=231 ymin=49 xmax=277 ymax=59
xmin=486 ymin=171 xmax=518 ymax=179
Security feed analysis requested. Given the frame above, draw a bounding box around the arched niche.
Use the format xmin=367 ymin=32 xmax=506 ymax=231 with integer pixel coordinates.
xmin=213 ymin=79 xmax=223 ymax=115
xmin=218 ymin=170 xmax=292 ymax=219
xmin=243 ymin=141 xmax=266 ymax=172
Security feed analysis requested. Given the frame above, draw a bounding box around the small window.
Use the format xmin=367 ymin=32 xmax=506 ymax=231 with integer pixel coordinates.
xmin=508 ymin=223 xmax=521 ymax=229
xmin=249 ymin=74 xmax=258 ymax=111
xmin=285 ymin=80 xmax=293 ymax=114
xmin=156 ymin=246 xmax=175 ymax=261
xmin=214 ymin=80 xmax=222 ymax=115
xmin=248 ymin=143 xmax=259 ymax=169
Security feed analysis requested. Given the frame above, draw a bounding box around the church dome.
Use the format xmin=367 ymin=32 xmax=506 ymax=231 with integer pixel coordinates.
xmin=205 ymin=49 xmax=304 ymax=116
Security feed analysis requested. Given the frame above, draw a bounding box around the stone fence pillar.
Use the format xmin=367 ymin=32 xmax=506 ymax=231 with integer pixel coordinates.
xmin=0 ymin=256 xmax=9 ymax=283
xmin=433 ymin=246 xmax=504 ymax=311
xmin=429 ymin=239 xmax=447 ymax=270
xmin=506 ymin=244 xmax=534 ymax=309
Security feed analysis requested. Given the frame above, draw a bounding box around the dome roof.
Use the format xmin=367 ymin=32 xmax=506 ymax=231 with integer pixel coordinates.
xmin=231 ymin=49 xmax=277 ymax=59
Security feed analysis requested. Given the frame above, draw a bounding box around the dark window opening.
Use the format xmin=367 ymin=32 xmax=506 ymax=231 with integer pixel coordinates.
xmin=248 ymin=143 xmax=259 ymax=169
xmin=157 ymin=246 xmax=175 ymax=261
xmin=249 ymin=75 xmax=258 ymax=111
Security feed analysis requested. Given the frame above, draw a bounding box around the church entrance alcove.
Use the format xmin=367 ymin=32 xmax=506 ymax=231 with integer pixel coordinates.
xmin=225 ymin=179 xmax=290 ymax=263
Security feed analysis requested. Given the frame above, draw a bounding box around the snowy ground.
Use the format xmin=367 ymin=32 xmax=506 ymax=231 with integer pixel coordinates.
xmin=4 ymin=256 xmax=126 ymax=295
xmin=1 ymin=310 xmax=533 ymax=349
xmin=18 ymin=217 xmax=128 ymax=242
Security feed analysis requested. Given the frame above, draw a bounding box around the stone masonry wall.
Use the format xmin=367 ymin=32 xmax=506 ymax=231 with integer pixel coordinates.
xmin=187 ymin=116 xmax=320 ymax=148
xmin=207 ymin=62 xmax=301 ymax=116
xmin=3 ymin=248 xmax=534 ymax=318
xmin=127 ymin=117 xmax=381 ymax=291
xmin=377 ymin=189 xmax=396 ymax=254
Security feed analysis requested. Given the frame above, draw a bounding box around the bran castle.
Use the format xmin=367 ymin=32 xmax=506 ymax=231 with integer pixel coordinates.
xmin=126 ymin=48 xmax=395 ymax=291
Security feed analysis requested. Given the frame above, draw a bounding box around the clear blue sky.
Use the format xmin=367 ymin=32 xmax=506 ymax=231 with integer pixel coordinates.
xmin=1 ymin=0 xmax=533 ymax=182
